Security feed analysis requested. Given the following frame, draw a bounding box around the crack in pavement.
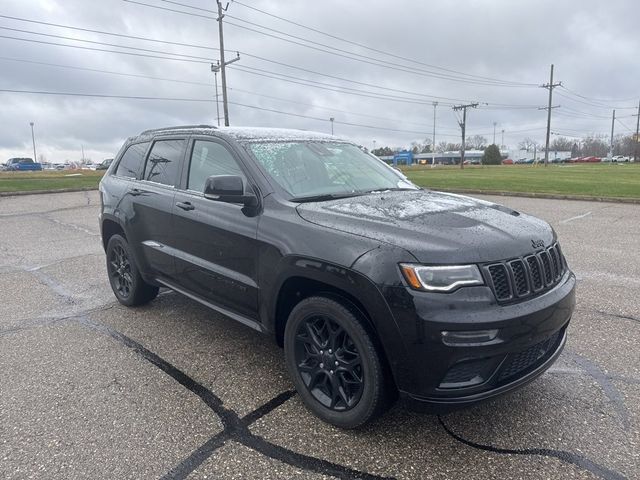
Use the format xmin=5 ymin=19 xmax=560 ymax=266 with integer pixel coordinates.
xmin=577 ymin=307 xmax=640 ymax=325
xmin=562 ymin=350 xmax=631 ymax=431
xmin=437 ymin=416 xmax=626 ymax=480
xmin=77 ymin=316 xmax=394 ymax=480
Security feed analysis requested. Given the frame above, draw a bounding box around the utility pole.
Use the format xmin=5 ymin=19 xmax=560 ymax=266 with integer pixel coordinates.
xmin=609 ymin=109 xmax=616 ymax=160
xmin=452 ymin=103 xmax=478 ymax=169
xmin=81 ymin=145 xmax=85 ymax=164
xmin=329 ymin=117 xmax=335 ymax=135
xmin=633 ymin=100 xmax=640 ymax=163
xmin=432 ymin=101 xmax=438 ymax=165
xmin=211 ymin=61 xmax=221 ymax=126
xmin=493 ymin=121 xmax=497 ymax=145
xmin=216 ymin=2 xmax=240 ymax=126
xmin=540 ymin=64 xmax=562 ymax=167
xmin=501 ymin=129 xmax=505 ymax=149
xmin=29 ymin=122 xmax=37 ymax=163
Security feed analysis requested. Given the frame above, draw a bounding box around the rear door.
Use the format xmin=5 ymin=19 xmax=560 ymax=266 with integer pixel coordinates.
xmin=172 ymin=137 xmax=260 ymax=321
xmin=129 ymin=137 xmax=187 ymax=279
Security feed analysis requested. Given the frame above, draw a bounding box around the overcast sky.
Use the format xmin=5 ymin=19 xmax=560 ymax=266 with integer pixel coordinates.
xmin=1 ymin=0 xmax=638 ymax=162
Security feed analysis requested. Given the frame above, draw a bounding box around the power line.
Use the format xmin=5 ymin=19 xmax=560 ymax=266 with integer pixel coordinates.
xmin=0 ymin=14 xmax=541 ymax=108
xmin=231 ymin=0 xmax=537 ymax=87
xmin=0 ymin=25 xmax=215 ymax=61
xmin=0 ymin=13 xmax=218 ymax=51
xmin=0 ymin=56 xmax=213 ymax=86
xmin=0 ymin=55 xmax=457 ymax=130
xmin=0 ymin=88 xmax=217 ymax=102
xmin=123 ymin=0 xmax=537 ymax=88
xmin=229 ymin=65 xmax=456 ymax=106
xmin=224 ymin=15 xmax=532 ymax=88
xmin=0 ymin=87 xmax=464 ymax=136
xmin=0 ymin=33 xmax=212 ymax=64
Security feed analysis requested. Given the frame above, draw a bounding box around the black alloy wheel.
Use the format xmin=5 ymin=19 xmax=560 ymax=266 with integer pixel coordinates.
xmin=108 ymin=243 xmax=133 ymax=299
xmin=284 ymin=296 xmax=389 ymax=428
xmin=105 ymin=234 xmax=159 ymax=306
xmin=294 ymin=315 xmax=364 ymax=411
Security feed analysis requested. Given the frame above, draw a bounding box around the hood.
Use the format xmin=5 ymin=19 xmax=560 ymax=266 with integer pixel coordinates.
xmin=295 ymin=190 xmax=554 ymax=264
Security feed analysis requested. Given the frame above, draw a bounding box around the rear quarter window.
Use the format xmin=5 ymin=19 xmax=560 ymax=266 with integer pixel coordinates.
xmin=115 ymin=142 xmax=150 ymax=178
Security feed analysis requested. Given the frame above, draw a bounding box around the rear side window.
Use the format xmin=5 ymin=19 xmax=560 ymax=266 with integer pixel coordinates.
xmin=144 ymin=139 xmax=185 ymax=186
xmin=115 ymin=142 xmax=149 ymax=178
xmin=187 ymin=140 xmax=246 ymax=193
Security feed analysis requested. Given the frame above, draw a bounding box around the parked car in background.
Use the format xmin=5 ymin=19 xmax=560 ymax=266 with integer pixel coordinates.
xmin=4 ymin=158 xmax=43 ymax=171
xmin=96 ymin=158 xmax=114 ymax=170
xmin=99 ymin=125 xmax=575 ymax=428
xmin=501 ymin=158 xmax=514 ymax=165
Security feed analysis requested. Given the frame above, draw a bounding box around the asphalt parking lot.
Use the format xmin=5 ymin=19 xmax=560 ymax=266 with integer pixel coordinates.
xmin=1 ymin=190 xmax=638 ymax=480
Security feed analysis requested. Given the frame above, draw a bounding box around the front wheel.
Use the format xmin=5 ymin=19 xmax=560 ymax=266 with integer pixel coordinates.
xmin=284 ymin=296 xmax=389 ymax=428
xmin=106 ymin=234 xmax=158 ymax=306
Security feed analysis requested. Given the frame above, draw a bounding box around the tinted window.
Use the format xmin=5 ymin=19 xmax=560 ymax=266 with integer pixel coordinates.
xmin=115 ymin=142 xmax=149 ymax=178
xmin=144 ymin=139 xmax=185 ymax=186
xmin=188 ymin=140 xmax=246 ymax=193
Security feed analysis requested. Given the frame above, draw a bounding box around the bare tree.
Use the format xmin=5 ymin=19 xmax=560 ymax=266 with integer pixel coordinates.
xmin=436 ymin=141 xmax=449 ymax=153
xmin=518 ymin=137 xmax=539 ymax=152
xmin=466 ymin=135 xmax=488 ymax=150
xmin=550 ymin=137 xmax=573 ymax=151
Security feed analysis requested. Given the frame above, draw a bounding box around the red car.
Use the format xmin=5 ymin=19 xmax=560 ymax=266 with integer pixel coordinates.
xmin=502 ymin=158 xmax=514 ymax=165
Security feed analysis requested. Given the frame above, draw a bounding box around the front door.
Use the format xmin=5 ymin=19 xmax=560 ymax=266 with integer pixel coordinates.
xmin=172 ymin=138 xmax=260 ymax=321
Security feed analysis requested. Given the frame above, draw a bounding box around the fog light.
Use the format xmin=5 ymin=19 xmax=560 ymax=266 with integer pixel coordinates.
xmin=441 ymin=329 xmax=499 ymax=346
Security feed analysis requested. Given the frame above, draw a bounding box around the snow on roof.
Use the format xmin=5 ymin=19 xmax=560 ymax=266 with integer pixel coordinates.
xmin=129 ymin=125 xmax=351 ymax=144
xmin=217 ymin=127 xmax=347 ymax=142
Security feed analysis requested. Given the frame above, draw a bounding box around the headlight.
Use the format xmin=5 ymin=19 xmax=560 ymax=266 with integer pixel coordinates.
xmin=399 ymin=264 xmax=484 ymax=292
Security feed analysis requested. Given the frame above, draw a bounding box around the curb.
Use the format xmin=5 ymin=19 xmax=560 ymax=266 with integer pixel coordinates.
xmin=435 ymin=188 xmax=640 ymax=204
xmin=0 ymin=187 xmax=98 ymax=197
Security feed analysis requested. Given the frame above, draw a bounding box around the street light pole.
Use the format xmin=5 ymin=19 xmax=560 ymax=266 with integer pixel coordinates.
xmin=29 ymin=122 xmax=37 ymax=163
xmin=432 ymin=101 xmax=438 ymax=165
xmin=329 ymin=117 xmax=334 ymax=135
xmin=211 ymin=62 xmax=221 ymax=126
xmin=501 ymin=129 xmax=505 ymax=149
xmin=493 ymin=122 xmax=497 ymax=145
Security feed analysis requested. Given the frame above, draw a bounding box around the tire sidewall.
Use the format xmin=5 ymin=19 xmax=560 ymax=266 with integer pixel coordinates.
xmin=284 ymin=297 xmax=382 ymax=428
xmin=106 ymin=234 xmax=141 ymax=306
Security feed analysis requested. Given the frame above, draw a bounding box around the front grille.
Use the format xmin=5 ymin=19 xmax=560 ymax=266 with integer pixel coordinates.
xmin=488 ymin=264 xmax=511 ymax=301
xmin=497 ymin=330 xmax=563 ymax=382
xmin=485 ymin=242 xmax=567 ymax=304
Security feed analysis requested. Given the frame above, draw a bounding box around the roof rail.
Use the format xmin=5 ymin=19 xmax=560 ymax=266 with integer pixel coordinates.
xmin=139 ymin=124 xmax=217 ymax=135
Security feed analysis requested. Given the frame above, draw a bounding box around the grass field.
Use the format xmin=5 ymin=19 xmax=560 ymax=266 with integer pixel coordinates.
xmin=1 ymin=163 xmax=639 ymax=200
xmin=0 ymin=170 xmax=105 ymax=193
xmin=403 ymin=163 xmax=640 ymax=199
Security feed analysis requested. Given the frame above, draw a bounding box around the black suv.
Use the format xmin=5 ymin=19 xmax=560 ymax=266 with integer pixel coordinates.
xmin=99 ymin=125 xmax=575 ymax=428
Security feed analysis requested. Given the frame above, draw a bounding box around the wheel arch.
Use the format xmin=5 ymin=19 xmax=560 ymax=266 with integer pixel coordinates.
xmin=101 ymin=216 xmax=126 ymax=251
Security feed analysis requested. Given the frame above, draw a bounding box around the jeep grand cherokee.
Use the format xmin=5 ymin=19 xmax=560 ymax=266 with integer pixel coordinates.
xmin=99 ymin=125 xmax=575 ymax=428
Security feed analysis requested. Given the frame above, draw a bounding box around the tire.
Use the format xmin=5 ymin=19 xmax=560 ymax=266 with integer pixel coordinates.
xmin=284 ymin=296 xmax=389 ymax=428
xmin=106 ymin=234 xmax=159 ymax=306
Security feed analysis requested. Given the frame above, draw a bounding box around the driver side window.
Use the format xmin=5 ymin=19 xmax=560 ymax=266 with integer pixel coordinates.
xmin=187 ymin=140 xmax=246 ymax=193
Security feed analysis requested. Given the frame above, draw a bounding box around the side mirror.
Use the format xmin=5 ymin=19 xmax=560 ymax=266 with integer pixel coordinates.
xmin=204 ymin=175 xmax=257 ymax=207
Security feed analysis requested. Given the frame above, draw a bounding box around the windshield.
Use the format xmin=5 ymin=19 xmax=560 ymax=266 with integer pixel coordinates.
xmin=245 ymin=141 xmax=416 ymax=200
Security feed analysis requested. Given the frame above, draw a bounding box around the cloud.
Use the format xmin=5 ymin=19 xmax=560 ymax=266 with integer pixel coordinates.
xmin=0 ymin=0 xmax=637 ymax=161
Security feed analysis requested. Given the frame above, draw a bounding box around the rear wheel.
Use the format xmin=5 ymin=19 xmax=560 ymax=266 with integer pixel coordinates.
xmin=284 ymin=296 xmax=388 ymax=428
xmin=106 ymin=234 xmax=158 ymax=306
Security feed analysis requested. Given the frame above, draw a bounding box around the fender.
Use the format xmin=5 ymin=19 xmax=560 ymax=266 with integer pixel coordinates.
xmin=261 ymin=254 xmax=412 ymax=390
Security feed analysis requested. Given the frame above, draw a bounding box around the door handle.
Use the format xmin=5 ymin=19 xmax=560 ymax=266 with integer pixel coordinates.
xmin=130 ymin=188 xmax=146 ymax=196
xmin=176 ymin=201 xmax=195 ymax=211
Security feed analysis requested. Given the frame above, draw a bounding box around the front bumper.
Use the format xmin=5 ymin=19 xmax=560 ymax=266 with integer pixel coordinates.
xmin=382 ymin=271 xmax=576 ymax=410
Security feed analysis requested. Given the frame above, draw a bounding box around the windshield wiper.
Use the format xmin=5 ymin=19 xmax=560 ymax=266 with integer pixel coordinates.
xmin=290 ymin=192 xmax=363 ymax=203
